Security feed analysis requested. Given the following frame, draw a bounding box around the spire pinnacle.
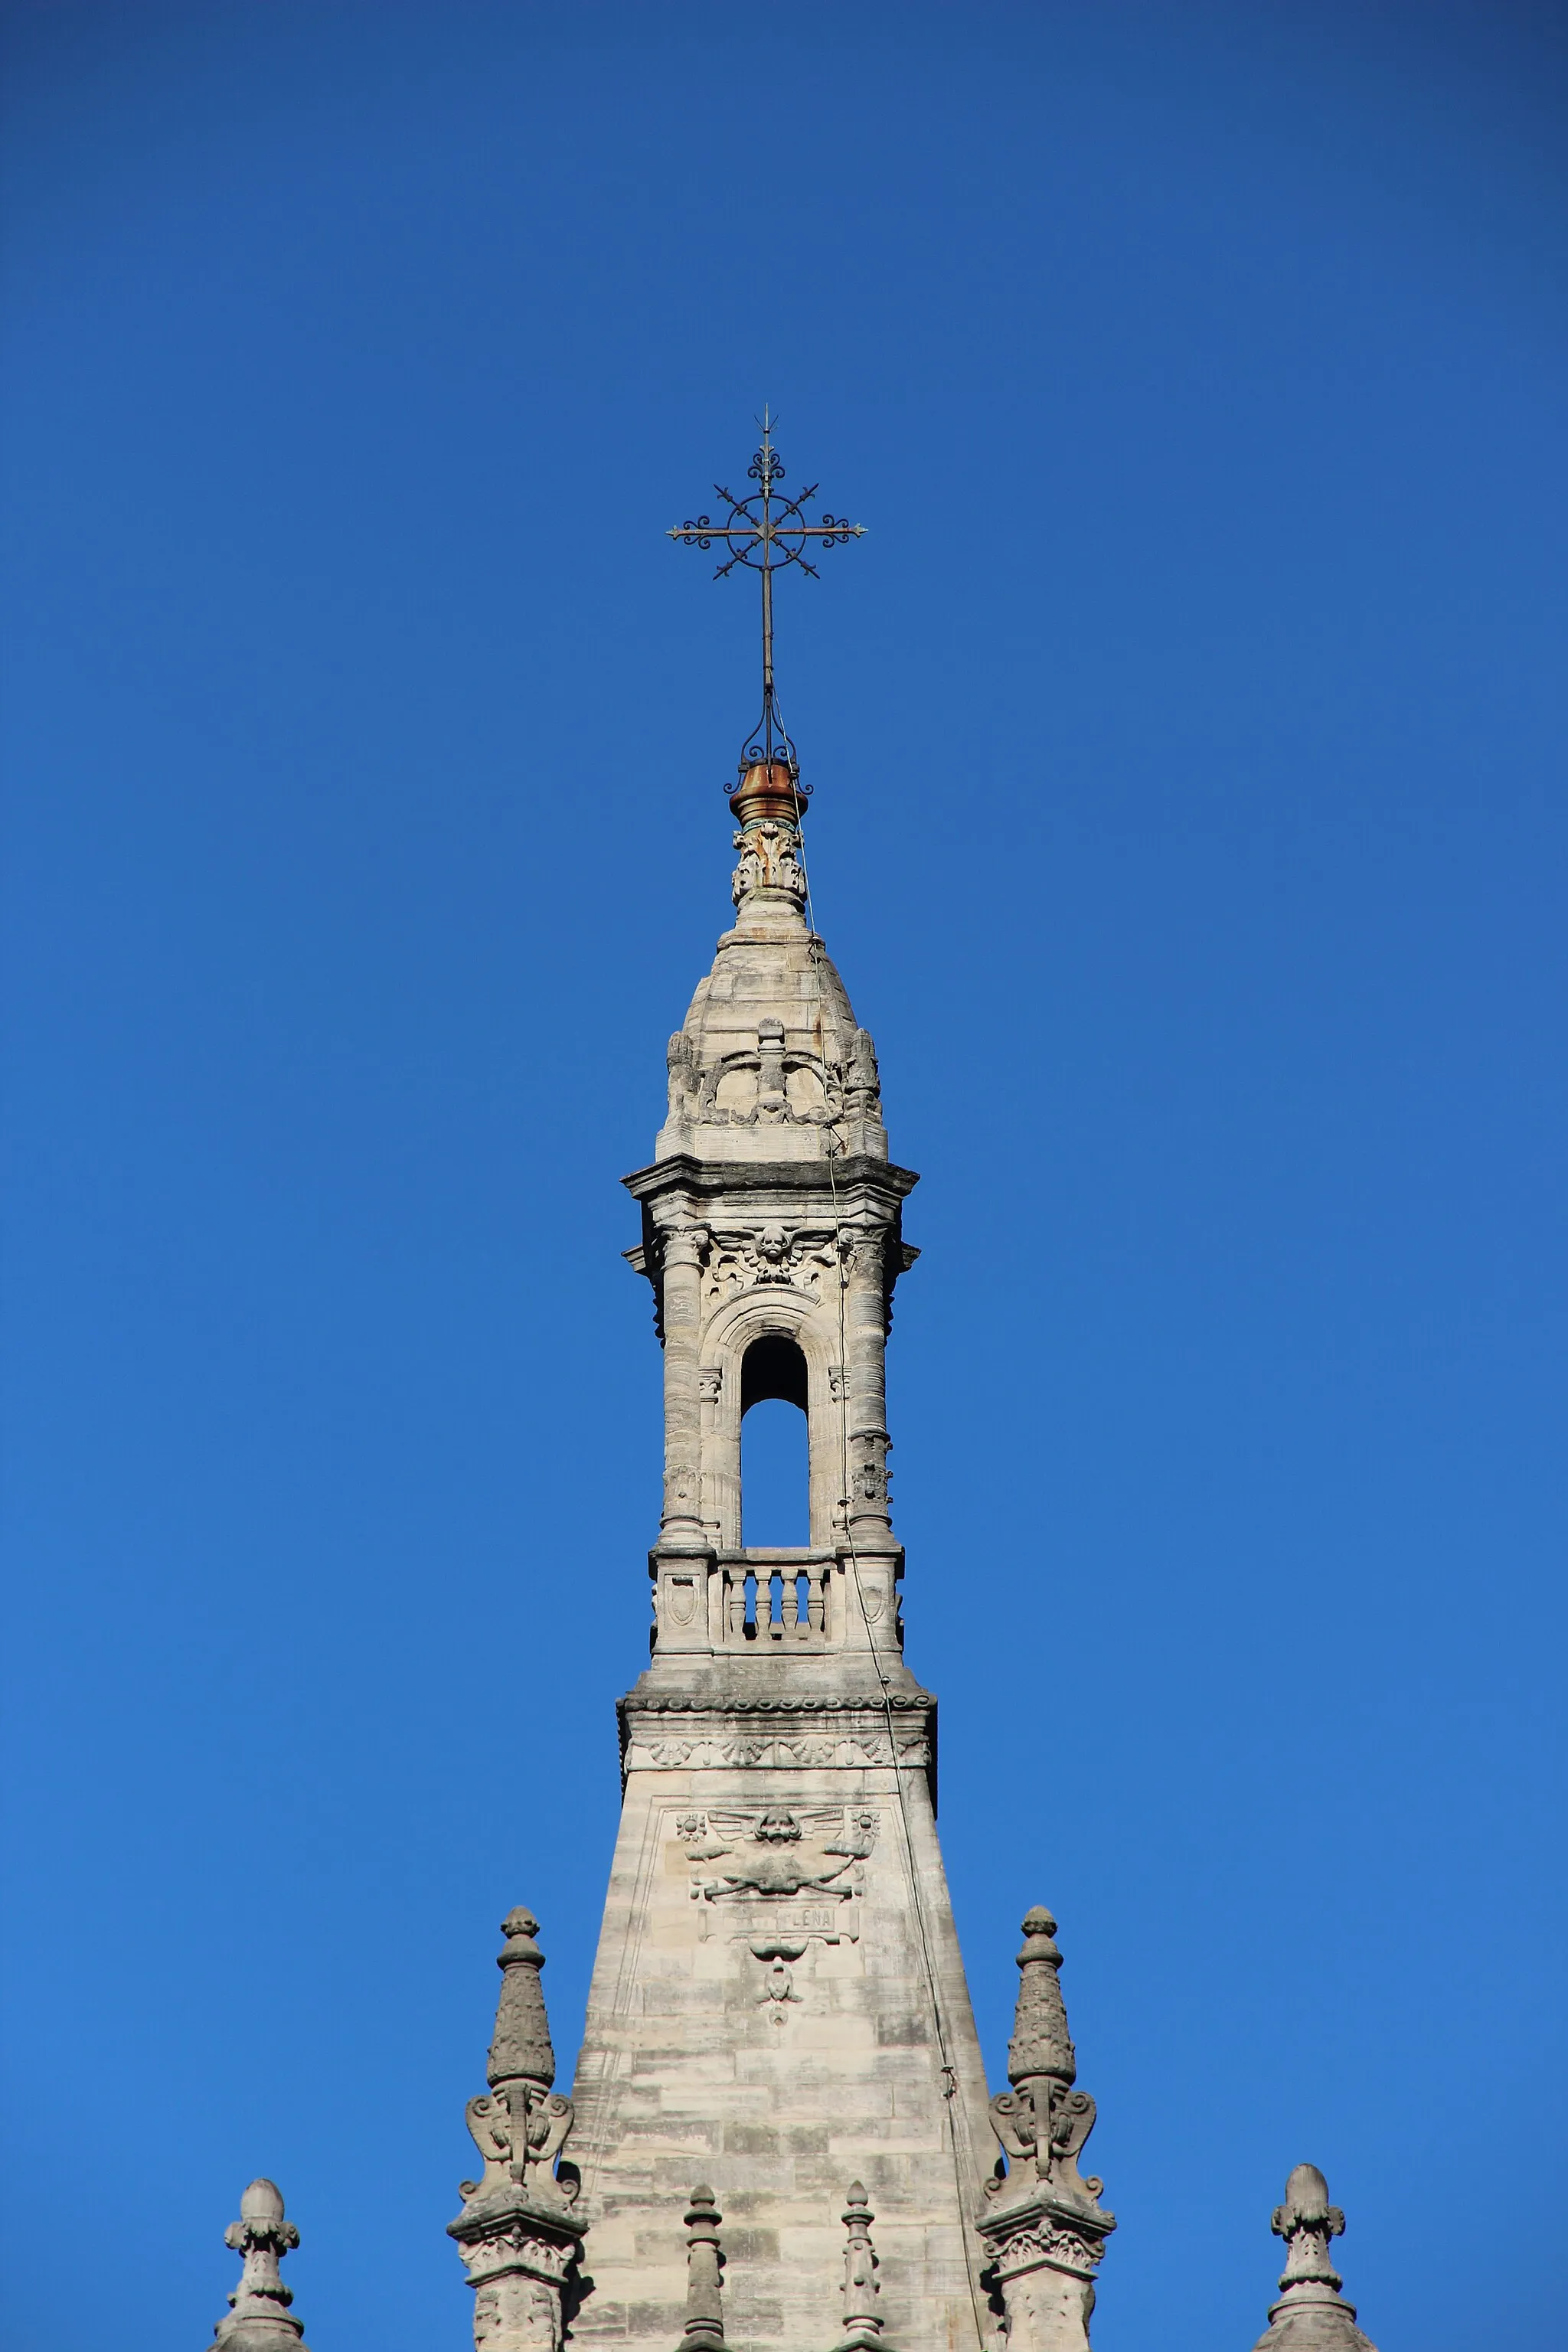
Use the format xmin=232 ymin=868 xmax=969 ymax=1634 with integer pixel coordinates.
xmin=668 ymin=416 xmax=864 ymax=786
xmin=1250 ymin=2165 xmax=1378 ymax=2351
xmin=213 ymin=2178 xmax=308 ymax=2351
xmin=449 ymin=1905 xmax=585 ymax=2352
xmin=987 ymin=1903 xmax=1101 ymax=2208
xmin=834 ymin=2180 xmax=891 ymax=2352
xmin=678 ymin=2185 xmax=726 ymax=2351
xmin=486 ymin=1904 xmax=557 ymax=2089
xmin=1007 ymin=1904 xmax=1076 ymax=2087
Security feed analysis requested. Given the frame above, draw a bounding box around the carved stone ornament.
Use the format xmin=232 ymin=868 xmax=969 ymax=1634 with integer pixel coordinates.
xmin=1250 ymin=2165 xmax=1378 ymax=2352
xmin=833 ymin=2180 xmax=889 ymax=2351
xmin=681 ymin=1804 xmax=878 ymax=1899
xmin=627 ymin=1726 xmax=928 ymax=1772
xmin=982 ymin=2248 xmax=1099 ymax=2352
xmin=979 ymin=1906 xmax=1113 ymax=2352
xmin=675 ymin=1805 xmax=881 ymax=1952
xmin=985 ymin=2207 xmax=1109 ymax=2285
xmin=663 ymin=1463 xmax=700 ymax=1516
xmin=703 ymin=1223 xmax=842 ymax=1305
xmin=452 ymin=1909 xmax=585 ymax=2352
xmin=695 ymin=1031 xmax=840 ymax=1132
xmin=679 ymin=2184 xmax=727 ymax=2350
xmin=731 ymin=819 xmax=807 ymax=908
xmin=620 ymin=1693 xmax=933 ymax=1779
xmin=458 ymin=2225 xmax=580 ymax=2288
xmin=1008 ymin=1907 xmax=1077 ymax=2086
xmin=461 ymin=2086 xmax=578 ymax=2208
xmin=849 ymin=1441 xmax=891 ymax=1508
xmin=666 ymin=1031 xmax=701 ymax=1125
xmin=976 ymin=2186 xmax=1114 ymax=2352
xmin=213 ymin=2178 xmax=307 ymax=2351
xmin=988 ymin=2083 xmax=1102 ymax=2210
xmin=472 ymin=2272 xmax=565 ymax=2352
xmin=487 ymin=1908 xmax=557 ymax=2089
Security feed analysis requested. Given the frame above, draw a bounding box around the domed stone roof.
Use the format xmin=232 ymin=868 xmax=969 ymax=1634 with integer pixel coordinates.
xmin=657 ymin=759 xmax=885 ymax=1165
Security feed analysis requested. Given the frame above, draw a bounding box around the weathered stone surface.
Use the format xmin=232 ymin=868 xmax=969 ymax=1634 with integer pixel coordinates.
xmin=569 ymin=1754 xmax=992 ymax=2352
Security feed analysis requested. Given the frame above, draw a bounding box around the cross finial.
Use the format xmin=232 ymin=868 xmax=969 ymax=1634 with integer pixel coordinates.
xmin=668 ymin=416 xmax=865 ymax=786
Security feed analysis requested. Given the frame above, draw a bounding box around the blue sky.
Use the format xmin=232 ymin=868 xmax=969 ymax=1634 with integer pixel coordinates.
xmin=2 ymin=6 xmax=1565 ymax=2350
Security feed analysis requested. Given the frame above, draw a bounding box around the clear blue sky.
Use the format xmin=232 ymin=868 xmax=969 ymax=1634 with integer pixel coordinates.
xmin=2 ymin=7 xmax=1565 ymax=2350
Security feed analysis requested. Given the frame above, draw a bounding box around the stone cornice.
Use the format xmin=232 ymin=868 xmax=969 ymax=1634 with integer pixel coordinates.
xmin=622 ymin=1689 xmax=933 ymax=1714
xmin=617 ymin=1684 xmax=939 ymax=1800
xmin=447 ymin=2187 xmax=588 ymax=2251
xmin=622 ymin=1153 xmax=920 ymax=1204
xmin=975 ymin=2183 xmax=1116 ymax=2285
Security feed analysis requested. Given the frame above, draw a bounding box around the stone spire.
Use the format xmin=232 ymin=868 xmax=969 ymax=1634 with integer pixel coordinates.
xmin=1006 ymin=1905 xmax=1076 ymax=2086
xmin=678 ymin=2186 xmax=726 ymax=2350
xmin=975 ymin=1906 xmax=1114 ymax=2352
xmin=487 ymin=1905 xmax=557 ymax=2089
xmin=833 ymin=2181 xmax=890 ymax=2352
xmin=1249 ymin=2165 xmax=1378 ymax=2352
xmin=211 ymin=2179 xmax=307 ymax=2352
xmin=565 ymin=468 xmax=999 ymax=2352
xmin=449 ymin=1906 xmax=586 ymax=2352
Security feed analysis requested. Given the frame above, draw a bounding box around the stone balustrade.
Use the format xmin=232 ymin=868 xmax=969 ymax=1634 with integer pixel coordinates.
xmin=719 ymin=1550 xmax=833 ymax=1645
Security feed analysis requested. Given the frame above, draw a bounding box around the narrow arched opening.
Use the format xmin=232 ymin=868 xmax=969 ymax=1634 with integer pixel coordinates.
xmin=740 ymin=1333 xmax=810 ymax=1548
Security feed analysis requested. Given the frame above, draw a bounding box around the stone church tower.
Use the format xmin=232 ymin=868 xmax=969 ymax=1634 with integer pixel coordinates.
xmin=196 ymin=433 xmax=1384 ymax=2352
xmin=442 ymin=722 xmax=1116 ymax=2352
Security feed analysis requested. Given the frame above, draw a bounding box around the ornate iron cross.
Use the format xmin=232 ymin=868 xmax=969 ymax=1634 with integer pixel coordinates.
xmin=668 ymin=410 xmax=864 ymax=782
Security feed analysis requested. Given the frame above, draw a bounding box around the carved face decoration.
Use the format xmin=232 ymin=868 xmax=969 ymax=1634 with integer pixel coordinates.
xmin=756 ymin=1810 xmax=802 ymax=1843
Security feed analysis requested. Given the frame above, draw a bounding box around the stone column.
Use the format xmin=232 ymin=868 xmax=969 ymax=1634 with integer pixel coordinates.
xmin=658 ymin=1217 xmax=708 ymax=1541
xmin=651 ymin=1215 xmax=715 ymax=1650
xmin=839 ymin=1230 xmax=901 ymax=1648
xmin=212 ymin=2179 xmax=307 ymax=2352
xmin=977 ymin=1908 xmax=1114 ymax=2352
xmin=449 ymin=1908 xmax=586 ymax=2352
xmin=841 ymin=1236 xmax=890 ymax=1525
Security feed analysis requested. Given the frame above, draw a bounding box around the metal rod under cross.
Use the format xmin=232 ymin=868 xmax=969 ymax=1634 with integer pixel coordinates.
xmin=668 ymin=410 xmax=865 ymax=783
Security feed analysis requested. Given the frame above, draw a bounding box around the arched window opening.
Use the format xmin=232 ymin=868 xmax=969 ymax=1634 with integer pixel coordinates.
xmin=741 ymin=1333 xmax=808 ymax=1413
xmin=740 ymin=1334 xmax=810 ymax=1548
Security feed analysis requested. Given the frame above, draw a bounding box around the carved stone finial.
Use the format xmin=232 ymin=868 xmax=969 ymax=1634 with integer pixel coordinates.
xmin=678 ymin=2185 xmax=726 ymax=2350
xmin=450 ymin=1906 xmax=585 ymax=2352
xmin=1008 ymin=1906 xmax=1076 ymax=2086
xmin=835 ymin=2181 xmax=889 ymax=2350
xmin=978 ymin=1906 xmax=1113 ymax=2350
xmin=488 ymin=1906 xmax=557 ymax=2089
xmin=988 ymin=1906 xmax=1102 ymax=2212
xmin=1250 ymin=2166 xmax=1377 ymax=2351
xmin=844 ymin=1029 xmax=882 ymax=1124
xmin=731 ymin=817 xmax=807 ymax=917
xmin=213 ymin=2179 xmax=306 ymax=2350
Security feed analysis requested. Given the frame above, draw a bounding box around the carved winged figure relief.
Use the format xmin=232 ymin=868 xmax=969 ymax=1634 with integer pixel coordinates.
xmin=687 ymin=1806 xmax=879 ymax=1900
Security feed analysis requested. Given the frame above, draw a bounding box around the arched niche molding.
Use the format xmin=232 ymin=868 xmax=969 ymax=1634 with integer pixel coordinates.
xmin=700 ymin=1290 xmax=840 ymax=1550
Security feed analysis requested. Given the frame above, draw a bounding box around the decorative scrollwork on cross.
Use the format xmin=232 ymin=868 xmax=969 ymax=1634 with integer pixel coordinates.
xmin=668 ymin=410 xmax=864 ymax=781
